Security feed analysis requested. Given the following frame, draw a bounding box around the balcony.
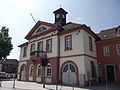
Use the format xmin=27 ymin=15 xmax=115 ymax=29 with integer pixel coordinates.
xmin=30 ymin=51 xmax=45 ymax=59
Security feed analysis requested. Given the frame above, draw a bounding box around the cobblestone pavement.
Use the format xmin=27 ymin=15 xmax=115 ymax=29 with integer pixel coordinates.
xmin=0 ymin=80 xmax=120 ymax=90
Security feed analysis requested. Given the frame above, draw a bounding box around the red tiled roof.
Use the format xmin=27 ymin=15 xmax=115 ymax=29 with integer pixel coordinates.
xmin=97 ymin=26 xmax=120 ymax=40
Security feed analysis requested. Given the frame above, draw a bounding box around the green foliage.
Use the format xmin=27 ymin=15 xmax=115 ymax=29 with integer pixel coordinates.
xmin=0 ymin=26 xmax=13 ymax=60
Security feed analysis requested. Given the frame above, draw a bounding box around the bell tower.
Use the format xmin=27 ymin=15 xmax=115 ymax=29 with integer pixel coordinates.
xmin=53 ymin=8 xmax=68 ymax=26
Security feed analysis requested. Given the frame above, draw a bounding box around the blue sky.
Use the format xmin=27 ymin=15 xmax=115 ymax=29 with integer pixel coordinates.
xmin=0 ymin=0 xmax=120 ymax=60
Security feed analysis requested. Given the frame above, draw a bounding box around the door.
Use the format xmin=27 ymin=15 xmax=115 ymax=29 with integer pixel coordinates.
xmin=106 ymin=65 xmax=115 ymax=82
xmin=62 ymin=63 xmax=77 ymax=85
xmin=20 ymin=65 xmax=26 ymax=81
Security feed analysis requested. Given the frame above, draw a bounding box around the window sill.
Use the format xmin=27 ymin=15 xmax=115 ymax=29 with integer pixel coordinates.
xmin=46 ymin=51 xmax=52 ymax=53
xmin=29 ymin=75 xmax=33 ymax=77
xmin=103 ymin=55 xmax=110 ymax=57
xmin=36 ymin=75 xmax=41 ymax=77
xmin=45 ymin=76 xmax=52 ymax=78
xmin=64 ymin=49 xmax=72 ymax=51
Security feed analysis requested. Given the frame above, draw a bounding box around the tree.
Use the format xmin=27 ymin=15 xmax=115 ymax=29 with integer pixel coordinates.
xmin=0 ymin=26 xmax=13 ymax=61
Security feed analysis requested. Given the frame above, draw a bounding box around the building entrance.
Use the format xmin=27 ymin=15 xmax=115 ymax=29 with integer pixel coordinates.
xmin=106 ymin=65 xmax=115 ymax=82
xmin=62 ymin=63 xmax=77 ymax=85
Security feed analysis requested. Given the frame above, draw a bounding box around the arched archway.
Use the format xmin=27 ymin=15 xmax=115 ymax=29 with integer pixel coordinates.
xmin=61 ymin=61 xmax=79 ymax=85
xmin=20 ymin=64 xmax=26 ymax=81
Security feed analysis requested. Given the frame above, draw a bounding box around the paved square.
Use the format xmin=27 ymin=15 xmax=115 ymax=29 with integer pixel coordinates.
xmin=0 ymin=80 xmax=120 ymax=90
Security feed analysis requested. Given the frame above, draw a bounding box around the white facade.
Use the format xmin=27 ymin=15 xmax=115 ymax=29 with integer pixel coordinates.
xmin=18 ymin=8 xmax=98 ymax=86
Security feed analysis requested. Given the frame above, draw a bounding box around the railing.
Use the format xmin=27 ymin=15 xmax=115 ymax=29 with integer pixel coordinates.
xmin=30 ymin=51 xmax=45 ymax=59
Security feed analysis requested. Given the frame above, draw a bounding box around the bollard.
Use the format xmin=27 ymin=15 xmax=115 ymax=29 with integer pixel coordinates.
xmin=13 ymin=77 xmax=16 ymax=88
xmin=0 ymin=80 xmax=2 ymax=87
xmin=72 ymin=81 xmax=76 ymax=90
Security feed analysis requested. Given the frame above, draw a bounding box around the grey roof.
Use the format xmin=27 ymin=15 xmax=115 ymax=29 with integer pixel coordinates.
xmin=60 ymin=22 xmax=83 ymax=33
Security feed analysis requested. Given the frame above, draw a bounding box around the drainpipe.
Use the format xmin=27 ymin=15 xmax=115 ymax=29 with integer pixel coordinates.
xmin=56 ymin=34 xmax=60 ymax=89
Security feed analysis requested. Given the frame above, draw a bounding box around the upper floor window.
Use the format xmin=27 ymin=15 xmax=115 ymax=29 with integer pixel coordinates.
xmin=46 ymin=39 xmax=52 ymax=52
xmin=38 ymin=41 xmax=43 ymax=51
xmin=116 ymin=44 xmax=120 ymax=55
xmin=103 ymin=46 xmax=110 ymax=56
xmin=36 ymin=27 xmax=47 ymax=33
xmin=46 ymin=64 xmax=52 ymax=77
xmin=65 ymin=35 xmax=72 ymax=50
xmin=30 ymin=44 xmax=35 ymax=52
xmin=37 ymin=64 xmax=42 ymax=76
xmin=29 ymin=65 xmax=34 ymax=76
xmin=23 ymin=47 xmax=27 ymax=57
xmin=89 ymin=36 xmax=93 ymax=51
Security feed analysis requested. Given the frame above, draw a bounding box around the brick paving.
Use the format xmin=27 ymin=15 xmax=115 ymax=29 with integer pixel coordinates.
xmin=0 ymin=80 xmax=120 ymax=90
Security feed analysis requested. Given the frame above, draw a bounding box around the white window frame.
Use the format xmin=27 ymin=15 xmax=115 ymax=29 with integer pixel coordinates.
xmin=46 ymin=39 xmax=52 ymax=52
xmin=38 ymin=41 xmax=43 ymax=51
xmin=37 ymin=64 xmax=42 ymax=76
xmin=89 ymin=36 xmax=93 ymax=51
xmin=30 ymin=44 xmax=35 ymax=52
xmin=116 ymin=44 xmax=120 ymax=55
xmin=29 ymin=64 xmax=34 ymax=76
xmin=23 ymin=47 xmax=27 ymax=57
xmin=45 ymin=64 xmax=52 ymax=77
xmin=103 ymin=46 xmax=110 ymax=56
xmin=65 ymin=35 xmax=72 ymax=50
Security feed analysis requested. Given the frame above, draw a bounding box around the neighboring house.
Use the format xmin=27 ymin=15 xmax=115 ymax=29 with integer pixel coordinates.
xmin=96 ymin=26 xmax=120 ymax=83
xmin=17 ymin=8 xmax=99 ymax=86
xmin=0 ymin=59 xmax=18 ymax=75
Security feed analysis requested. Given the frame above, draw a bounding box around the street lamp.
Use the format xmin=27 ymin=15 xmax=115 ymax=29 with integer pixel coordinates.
xmin=39 ymin=51 xmax=49 ymax=88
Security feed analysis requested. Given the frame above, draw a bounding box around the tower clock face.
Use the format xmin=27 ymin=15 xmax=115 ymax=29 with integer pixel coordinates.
xmin=62 ymin=14 xmax=65 ymax=18
xmin=56 ymin=14 xmax=60 ymax=18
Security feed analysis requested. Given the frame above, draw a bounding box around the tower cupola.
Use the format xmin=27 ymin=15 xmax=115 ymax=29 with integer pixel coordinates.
xmin=53 ymin=8 xmax=68 ymax=26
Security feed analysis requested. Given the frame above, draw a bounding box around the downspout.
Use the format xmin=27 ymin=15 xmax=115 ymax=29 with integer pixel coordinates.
xmin=57 ymin=34 xmax=60 ymax=84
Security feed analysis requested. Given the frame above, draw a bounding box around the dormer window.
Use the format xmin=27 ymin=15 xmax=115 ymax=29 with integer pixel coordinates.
xmin=117 ymin=30 xmax=120 ymax=35
xmin=36 ymin=27 xmax=47 ymax=33
xmin=103 ymin=35 xmax=107 ymax=38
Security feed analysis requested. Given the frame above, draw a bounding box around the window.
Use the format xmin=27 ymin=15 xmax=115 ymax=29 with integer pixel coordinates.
xmin=103 ymin=46 xmax=110 ymax=56
xmin=36 ymin=27 xmax=47 ymax=33
xmin=65 ymin=35 xmax=72 ymax=50
xmin=46 ymin=64 xmax=52 ymax=76
xmin=117 ymin=30 xmax=120 ymax=35
xmin=116 ymin=44 xmax=120 ymax=55
xmin=46 ymin=39 xmax=52 ymax=52
xmin=90 ymin=61 xmax=95 ymax=78
xmin=38 ymin=41 xmax=43 ymax=51
xmin=37 ymin=64 xmax=42 ymax=76
xmin=23 ymin=47 xmax=27 ymax=57
xmin=89 ymin=36 xmax=93 ymax=51
xmin=30 ymin=44 xmax=35 ymax=52
xmin=29 ymin=65 xmax=34 ymax=76
xmin=70 ymin=64 xmax=75 ymax=72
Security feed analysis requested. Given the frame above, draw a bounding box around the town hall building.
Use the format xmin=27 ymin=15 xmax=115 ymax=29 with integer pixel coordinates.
xmin=17 ymin=8 xmax=120 ymax=86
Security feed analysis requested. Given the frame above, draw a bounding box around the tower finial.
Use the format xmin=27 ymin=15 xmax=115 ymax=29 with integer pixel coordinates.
xmin=60 ymin=4 xmax=62 ymax=8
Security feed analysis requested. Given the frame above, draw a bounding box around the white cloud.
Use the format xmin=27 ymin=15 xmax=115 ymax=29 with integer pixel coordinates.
xmin=74 ymin=17 xmax=85 ymax=21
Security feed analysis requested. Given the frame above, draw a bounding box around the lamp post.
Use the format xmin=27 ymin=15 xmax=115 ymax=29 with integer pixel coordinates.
xmin=39 ymin=51 xmax=49 ymax=88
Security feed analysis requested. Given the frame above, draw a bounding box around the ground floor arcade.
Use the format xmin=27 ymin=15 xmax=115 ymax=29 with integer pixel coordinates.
xmin=18 ymin=56 xmax=97 ymax=86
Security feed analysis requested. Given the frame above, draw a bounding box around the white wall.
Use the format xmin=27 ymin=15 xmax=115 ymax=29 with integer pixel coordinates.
xmin=19 ymin=46 xmax=29 ymax=61
xmin=59 ymin=29 xmax=84 ymax=56
xmin=82 ymin=30 xmax=97 ymax=57
xmin=19 ymin=31 xmax=59 ymax=60
xmin=84 ymin=56 xmax=97 ymax=81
